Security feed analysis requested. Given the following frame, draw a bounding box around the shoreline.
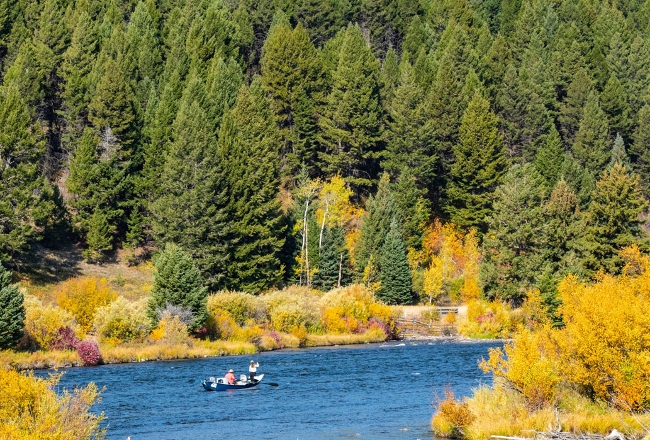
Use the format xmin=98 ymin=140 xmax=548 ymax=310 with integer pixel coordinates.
xmin=2 ymin=332 xmax=504 ymax=371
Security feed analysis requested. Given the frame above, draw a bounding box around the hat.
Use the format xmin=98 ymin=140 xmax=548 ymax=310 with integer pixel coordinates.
xmin=228 ymin=369 xmax=234 ymax=373
xmin=250 ymin=360 xmax=254 ymax=363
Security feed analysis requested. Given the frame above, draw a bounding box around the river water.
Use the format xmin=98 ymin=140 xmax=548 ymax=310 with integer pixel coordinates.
xmin=45 ymin=340 xmax=501 ymax=440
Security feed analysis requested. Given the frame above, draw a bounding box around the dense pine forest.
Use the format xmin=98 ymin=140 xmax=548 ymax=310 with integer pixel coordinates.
xmin=1 ymin=0 xmax=649 ymax=307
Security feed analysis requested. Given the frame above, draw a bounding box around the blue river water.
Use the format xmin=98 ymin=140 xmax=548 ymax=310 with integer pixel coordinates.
xmin=43 ymin=340 xmax=501 ymax=440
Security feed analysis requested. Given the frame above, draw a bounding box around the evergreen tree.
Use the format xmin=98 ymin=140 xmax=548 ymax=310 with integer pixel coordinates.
xmin=578 ymin=164 xmax=648 ymax=276
xmin=312 ymin=225 xmax=352 ymax=290
xmin=609 ymin=133 xmax=630 ymax=169
xmin=0 ymin=85 xmax=48 ymax=262
xmin=150 ymin=80 xmax=229 ymax=290
xmin=627 ymin=36 xmax=650 ymax=114
xmin=572 ymin=91 xmax=610 ymax=175
xmin=0 ymin=264 xmax=24 ymax=349
xmin=220 ymin=81 xmax=286 ymax=292
xmin=600 ymin=74 xmax=632 ymax=140
xmin=147 ymin=243 xmax=208 ymax=332
xmin=392 ymin=169 xmax=430 ymax=250
xmin=630 ymin=104 xmax=650 ymax=193
xmin=534 ymin=125 xmax=565 ymax=189
xmin=480 ymin=164 xmax=548 ymax=304
xmin=383 ymin=62 xmax=436 ymax=194
xmin=318 ymin=24 xmax=383 ymax=189
xmin=297 ymin=0 xmax=343 ymax=46
xmin=82 ymin=209 xmax=114 ymax=262
xmin=260 ymin=23 xmax=325 ymax=179
xmin=377 ymin=219 xmax=412 ymax=305
xmin=558 ymin=68 xmax=592 ymax=148
xmin=446 ymin=93 xmax=507 ymax=232
xmin=354 ymin=173 xmax=399 ymax=273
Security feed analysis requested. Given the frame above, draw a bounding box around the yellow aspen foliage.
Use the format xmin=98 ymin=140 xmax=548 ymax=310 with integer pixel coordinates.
xmin=460 ymin=229 xmax=481 ymax=301
xmin=423 ymin=256 xmax=444 ymax=304
xmin=316 ymin=174 xmax=354 ymax=228
xmin=480 ymin=327 xmax=561 ymax=409
xmin=56 ymin=277 xmax=117 ymax=335
xmin=23 ymin=295 xmax=77 ymax=349
xmin=431 ymin=389 xmax=476 ymax=437
xmin=0 ymin=369 xmax=105 ymax=439
xmin=553 ymin=270 xmax=650 ymax=410
xmin=149 ymin=313 xmax=190 ymax=344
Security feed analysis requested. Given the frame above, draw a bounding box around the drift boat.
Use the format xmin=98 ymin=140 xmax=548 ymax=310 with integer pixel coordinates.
xmin=202 ymin=374 xmax=264 ymax=391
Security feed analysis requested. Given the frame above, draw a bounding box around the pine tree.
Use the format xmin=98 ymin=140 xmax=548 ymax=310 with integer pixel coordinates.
xmin=479 ymin=33 xmax=512 ymax=100
xmin=260 ymin=23 xmax=325 ymax=179
xmin=354 ymin=173 xmax=399 ymax=273
xmin=383 ymin=61 xmax=436 ymax=194
xmin=377 ymin=219 xmax=413 ymax=305
xmin=82 ymin=209 xmax=114 ymax=262
xmin=572 ymin=91 xmax=610 ymax=175
xmin=150 ymin=79 xmax=229 ymax=290
xmin=220 ymin=81 xmax=286 ymax=292
xmin=608 ymin=133 xmax=630 ymax=169
xmin=0 ymin=264 xmax=24 ymax=349
xmin=630 ymin=104 xmax=650 ymax=193
xmin=578 ymin=164 xmax=647 ymax=276
xmin=380 ymin=47 xmax=400 ymax=107
xmin=600 ymin=75 xmax=632 ymax=140
xmin=446 ymin=93 xmax=507 ymax=232
xmin=480 ymin=164 xmax=548 ymax=304
xmin=312 ymin=225 xmax=352 ymax=290
xmin=297 ymin=0 xmax=343 ymax=46
xmin=147 ymin=243 xmax=208 ymax=332
xmin=534 ymin=125 xmax=565 ymax=188
xmin=0 ymin=85 xmax=47 ymax=262
xmin=392 ymin=169 xmax=430 ymax=250
xmin=318 ymin=24 xmax=383 ymax=189
xmin=558 ymin=68 xmax=593 ymax=148
xmin=205 ymin=57 xmax=244 ymax=132
xmin=627 ymin=36 xmax=650 ymax=114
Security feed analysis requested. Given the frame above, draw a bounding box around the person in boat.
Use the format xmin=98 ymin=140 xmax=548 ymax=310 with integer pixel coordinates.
xmin=249 ymin=360 xmax=259 ymax=382
xmin=224 ymin=369 xmax=237 ymax=385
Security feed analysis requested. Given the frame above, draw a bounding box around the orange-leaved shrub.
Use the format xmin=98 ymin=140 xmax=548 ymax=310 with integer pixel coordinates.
xmin=0 ymin=369 xmax=105 ymax=439
xmin=431 ymin=389 xmax=476 ymax=438
xmin=55 ymin=277 xmax=116 ymax=334
xmin=150 ymin=312 xmax=190 ymax=344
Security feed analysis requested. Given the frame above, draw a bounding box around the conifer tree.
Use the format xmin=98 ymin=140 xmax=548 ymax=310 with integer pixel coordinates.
xmin=534 ymin=125 xmax=565 ymax=189
xmin=578 ymin=164 xmax=647 ymax=276
xmin=377 ymin=219 xmax=412 ymax=305
xmin=446 ymin=93 xmax=507 ymax=232
xmin=354 ymin=173 xmax=399 ymax=273
xmin=0 ymin=85 xmax=48 ymax=261
xmin=261 ymin=23 xmax=325 ymax=178
xmin=480 ymin=164 xmax=548 ymax=304
xmin=150 ymin=79 xmax=229 ymax=290
xmin=609 ymin=134 xmax=630 ymax=169
xmin=318 ymin=24 xmax=383 ymax=189
xmin=627 ymin=36 xmax=650 ymax=114
xmin=392 ymin=169 xmax=430 ymax=250
xmin=544 ymin=179 xmax=582 ymax=278
xmin=383 ymin=62 xmax=436 ymax=193
xmin=82 ymin=209 xmax=114 ymax=262
xmin=630 ymin=104 xmax=650 ymax=193
xmin=572 ymin=92 xmax=610 ymax=175
xmin=220 ymin=81 xmax=286 ymax=292
xmin=147 ymin=243 xmax=208 ymax=332
xmin=380 ymin=47 xmax=400 ymax=107
xmin=206 ymin=57 xmax=244 ymax=132
xmin=312 ymin=226 xmax=352 ymax=290
xmin=0 ymin=264 xmax=24 ymax=349
xmin=297 ymin=0 xmax=343 ymax=46
xmin=559 ymin=68 xmax=593 ymax=148
xmin=600 ymin=75 xmax=632 ymax=140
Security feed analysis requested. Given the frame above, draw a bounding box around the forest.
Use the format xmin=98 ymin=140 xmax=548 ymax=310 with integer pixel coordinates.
xmin=0 ymin=0 xmax=649 ymax=310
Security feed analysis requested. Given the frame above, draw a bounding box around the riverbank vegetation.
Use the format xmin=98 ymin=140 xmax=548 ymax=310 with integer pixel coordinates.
xmin=432 ymin=245 xmax=650 ymax=438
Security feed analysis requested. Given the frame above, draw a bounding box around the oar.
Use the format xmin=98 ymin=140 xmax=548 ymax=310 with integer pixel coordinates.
xmin=263 ymin=382 xmax=279 ymax=386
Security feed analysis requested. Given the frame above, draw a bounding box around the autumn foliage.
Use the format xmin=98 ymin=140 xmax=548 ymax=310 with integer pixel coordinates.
xmin=55 ymin=277 xmax=116 ymax=334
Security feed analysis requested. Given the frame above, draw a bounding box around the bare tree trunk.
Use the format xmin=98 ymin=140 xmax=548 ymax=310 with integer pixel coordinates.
xmin=319 ymin=199 xmax=329 ymax=250
xmin=337 ymin=253 xmax=343 ymax=287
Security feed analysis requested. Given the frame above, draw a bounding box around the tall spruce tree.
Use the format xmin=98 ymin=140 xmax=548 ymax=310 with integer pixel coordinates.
xmin=446 ymin=93 xmax=507 ymax=232
xmin=0 ymin=264 xmax=24 ymax=349
xmin=219 ymin=81 xmax=286 ymax=292
xmin=600 ymin=75 xmax=632 ymax=140
xmin=147 ymin=243 xmax=208 ymax=332
xmin=572 ymin=91 xmax=610 ymax=175
xmin=377 ymin=219 xmax=413 ymax=305
xmin=558 ymin=68 xmax=593 ymax=148
xmin=312 ymin=225 xmax=352 ymax=290
xmin=318 ymin=24 xmax=383 ymax=189
xmin=150 ymin=79 xmax=229 ymax=290
xmin=578 ymin=164 xmax=648 ymax=276
xmin=630 ymin=104 xmax=650 ymax=193
xmin=354 ymin=173 xmax=399 ymax=274
xmin=534 ymin=125 xmax=565 ymax=189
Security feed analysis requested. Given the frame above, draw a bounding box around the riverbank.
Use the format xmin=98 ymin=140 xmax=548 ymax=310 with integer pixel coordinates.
xmin=1 ymin=329 xmax=390 ymax=370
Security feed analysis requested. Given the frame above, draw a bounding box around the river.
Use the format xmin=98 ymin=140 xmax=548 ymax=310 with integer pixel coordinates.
xmin=45 ymin=340 xmax=501 ymax=439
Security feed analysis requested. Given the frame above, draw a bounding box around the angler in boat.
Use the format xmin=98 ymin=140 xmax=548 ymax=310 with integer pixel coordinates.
xmin=202 ymin=362 xmax=264 ymax=391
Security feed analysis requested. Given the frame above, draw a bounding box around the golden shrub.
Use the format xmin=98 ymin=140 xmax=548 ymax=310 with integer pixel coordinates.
xmin=55 ymin=277 xmax=116 ymax=335
xmin=149 ymin=313 xmax=190 ymax=344
xmin=480 ymin=328 xmax=561 ymax=409
xmin=0 ymin=369 xmax=105 ymax=439
xmin=459 ymin=299 xmax=519 ymax=339
xmin=23 ymin=295 xmax=77 ymax=349
xmin=207 ymin=291 xmax=259 ymax=326
xmin=432 ymin=389 xmax=476 ymax=437
xmin=93 ymin=297 xmax=150 ymax=344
